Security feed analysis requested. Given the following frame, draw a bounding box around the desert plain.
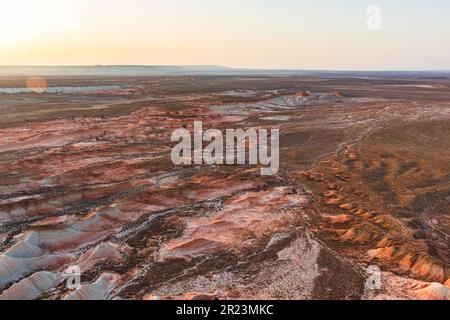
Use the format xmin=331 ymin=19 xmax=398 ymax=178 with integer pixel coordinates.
xmin=0 ymin=74 xmax=449 ymax=300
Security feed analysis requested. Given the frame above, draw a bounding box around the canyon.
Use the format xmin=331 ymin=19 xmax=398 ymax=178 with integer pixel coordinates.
xmin=0 ymin=75 xmax=449 ymax=300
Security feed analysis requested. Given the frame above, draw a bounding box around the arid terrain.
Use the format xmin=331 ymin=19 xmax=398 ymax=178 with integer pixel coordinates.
xmin=0 ymin=75 xmax=449 ymax=300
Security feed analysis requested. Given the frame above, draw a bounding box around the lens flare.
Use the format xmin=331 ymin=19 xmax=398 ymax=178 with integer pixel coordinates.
xmin=26 ymin=76 xmax=48 ymax=93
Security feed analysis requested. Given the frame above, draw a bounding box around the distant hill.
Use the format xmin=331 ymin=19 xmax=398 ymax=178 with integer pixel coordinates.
xmin=0 ymin=65 xmax=449 ymax=79
xmin=0 ymin=65 xmax=236 ymax=76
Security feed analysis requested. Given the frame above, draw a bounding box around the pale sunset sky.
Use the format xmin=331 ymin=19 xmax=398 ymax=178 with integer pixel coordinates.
xmin=1 ymin=0 xmax=449 ymax=70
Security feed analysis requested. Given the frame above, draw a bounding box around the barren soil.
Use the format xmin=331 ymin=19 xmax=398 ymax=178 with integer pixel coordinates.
xmin=0 ymin=76 xmax=449 ymax=300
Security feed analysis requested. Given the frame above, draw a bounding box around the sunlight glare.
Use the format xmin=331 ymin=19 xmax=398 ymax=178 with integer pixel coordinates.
xmin=0 ymin=0 xmax=75 ymax=50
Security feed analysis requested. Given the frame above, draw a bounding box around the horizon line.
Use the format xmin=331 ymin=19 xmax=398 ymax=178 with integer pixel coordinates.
xmin=1 ymin=65 xmax=450 ymax=73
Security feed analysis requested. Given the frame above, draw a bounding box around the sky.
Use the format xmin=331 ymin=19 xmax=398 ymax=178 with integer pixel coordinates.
xmin=0 ymin=0 xmax=450 ymax=70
